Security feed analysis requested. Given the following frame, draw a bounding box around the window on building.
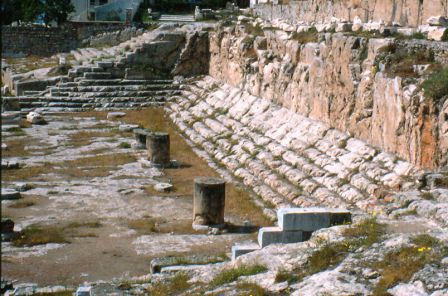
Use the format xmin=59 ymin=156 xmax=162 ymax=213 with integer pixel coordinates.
xmin=100 ymin=0 xmax=108 ymax=5
xmin=90 ymin=0 xmax=96 ymax=6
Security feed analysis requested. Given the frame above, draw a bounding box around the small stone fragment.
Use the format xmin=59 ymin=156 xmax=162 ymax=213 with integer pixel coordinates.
xmin=14 ymin=182 xmax=33 ymax=192
xmin=426 ymin=16 xmax=448 ymax=27
xmin=119 ymin=124 xmax=139 ymax=132
xmin=154 ymin=183 xmax=173 ymax=192
xmin=1 ymin=188 xmax=22 ymax=200
xmin=26 ymin=112 xmax=46 ymax=124
xmin=107 ymin=112 xmax=126 ymax=119
xmin=1 ymin=161 xmax=20 ymax=169
xmin=427 ymin=27 xmax=448 ymax=41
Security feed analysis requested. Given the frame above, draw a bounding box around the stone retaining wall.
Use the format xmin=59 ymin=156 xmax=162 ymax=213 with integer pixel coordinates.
xmin=1 ymin=22 xmax=127 ymax=57
xmin=253 ymin=0 xmax=448 ymax=28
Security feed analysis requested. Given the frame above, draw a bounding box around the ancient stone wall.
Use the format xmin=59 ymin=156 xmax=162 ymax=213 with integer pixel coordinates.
xmin=1 ymin=22 xmax=127 ymax=57
xmin=254 ymin=0 xmax=448 ymax=28
xmin=208 ymin=26 xmax=448 ymax=169
xmin=83 ymin=26 xmax=143 ymax=48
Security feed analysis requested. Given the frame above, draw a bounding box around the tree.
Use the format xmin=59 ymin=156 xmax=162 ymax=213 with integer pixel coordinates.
xmin=21 ymin=0 xmax=44 ymax=23
xmin=1 ymin=0 xmax=23 ymax=25
xmin=42 ymin=0 xmax=74 ymax=25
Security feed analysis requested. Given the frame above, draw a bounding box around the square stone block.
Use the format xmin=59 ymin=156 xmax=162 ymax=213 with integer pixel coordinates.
xmin=258 ymin=226 xmax=303 ymax=248
xmin=231 ymin=243 xmax=260 ymax=261
xmin=278 ymin=207 xmax=351 ymax=231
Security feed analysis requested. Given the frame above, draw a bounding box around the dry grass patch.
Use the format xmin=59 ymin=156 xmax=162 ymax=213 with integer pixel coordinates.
xmin=64 ymin=220 xmax=102 ymax=238
xmin=128 ymin=218 xmax=160 ymax=234
xmin=211 ymin=264 xmax=268 ymax=286
xmin=66 ymin=221 xmax=102 ymax=229
xmin=8 ymin=196 xmax=38 ymax=208
xmin=343 ymin=217 xmax=385 ymax=247
xmin=2 ymin=163 xmax=54 ymax=182
xmin=2 ymin=139 xmax=30 ymax=157
xmin=3 ymin=153 xmax=136 ymax=182
xmin=19 ymin=119 xmax=32 ymax=128
xmin=236 ymin=282 xmax=268 ymax=296
xmin=64 ymin=111 xmax=108 ymax=120
xmin=12 ymin=220 xmax=104 ymax=246
xmin=371 ymin=234 xmax=447 ymax=295
xmin=5 ymin=55 xmax=59 ymax=73
xmin=64 ymin=153 xmax=136 ymax=167
xmin=148 ymin=272 xmax=191 ymax=296
xmin=12 ymin=225 xmax=68 ymax=247
xmin=275 ymin=217 xmax=385 ymax=285
xmin=55 ymin=153 xmax=137 ymax=178
xmin=66 ymin=130 xmax=124 ymax=148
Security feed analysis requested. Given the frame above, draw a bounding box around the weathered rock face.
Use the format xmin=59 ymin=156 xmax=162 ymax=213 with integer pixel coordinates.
xmin=172 ymin=31 xmax=210 ymax=77
xmin=209 ymin=24 xmax=448 ymax=169
xmin=254 ymin=0 xmax=448 ymax=28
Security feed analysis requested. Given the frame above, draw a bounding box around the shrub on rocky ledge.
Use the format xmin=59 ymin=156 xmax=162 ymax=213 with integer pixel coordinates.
xmin=422 ymin=67 xmax=448 ymax=102
xmin=343 ymin=216 xmax=385 ymax=247
xmin=291 ymin=27 xmax=318 ymax=43
xmin=211 ymin=264 xmax=268 ymax=286
xmin=148 ymin=272 xmax=190 ymax=296
xmin=236 ymin=282 xmax=268 ymax=296
xmin=371 ymin=234 xmax=448 ymax=295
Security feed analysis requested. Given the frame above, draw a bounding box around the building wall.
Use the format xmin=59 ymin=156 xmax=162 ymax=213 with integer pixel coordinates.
xmin=1 ymin=22 xmax=127 ymax=57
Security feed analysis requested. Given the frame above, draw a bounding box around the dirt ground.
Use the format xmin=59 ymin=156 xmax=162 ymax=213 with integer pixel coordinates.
xmin=1 ymin=108 xmax=269 ymax=285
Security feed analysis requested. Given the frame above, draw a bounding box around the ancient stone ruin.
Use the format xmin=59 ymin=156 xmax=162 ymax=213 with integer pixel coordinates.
xmin=1 ymin=1 xmax=448 ymax=295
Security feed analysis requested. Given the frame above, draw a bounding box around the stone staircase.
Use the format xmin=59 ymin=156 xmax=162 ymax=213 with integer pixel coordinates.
xmin=166 ymin=76 xmax=436 ymax=222
xmin=11 ymin=79 xmax=179 ymax=113
xmin=232 ymin=208 xmax=352 ymax=260
xmin=159 ymin=14 xmax=195 ymax=22
xmin=69 ymin=30 xmax=160 ymax=65
xmin=3 ymin=29 xmax=187 ymax=112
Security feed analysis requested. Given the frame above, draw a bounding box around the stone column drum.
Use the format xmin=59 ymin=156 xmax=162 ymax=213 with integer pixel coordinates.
xmin=146 ymin=132 xmax=170 ymax=167
xmin=134 ymin=128 xmax=150 ymax=149
xmin=193 ymin=177 xmax=225 ymax=226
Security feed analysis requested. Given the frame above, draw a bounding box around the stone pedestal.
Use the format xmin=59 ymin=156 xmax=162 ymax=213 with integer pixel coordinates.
xmin=134 ymin=128 xmax=150 ymax=149
xmin=146 ymin=132 xmax=170 ymax=167
xmin=193 ymin=177 xmax=225 ymax=227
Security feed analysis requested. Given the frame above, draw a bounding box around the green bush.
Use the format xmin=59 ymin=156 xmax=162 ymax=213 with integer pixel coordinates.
xmin=118 ymin=142 xmax=131 ymax=149
xmin=422 ymin=67 xmax=448 ymax=102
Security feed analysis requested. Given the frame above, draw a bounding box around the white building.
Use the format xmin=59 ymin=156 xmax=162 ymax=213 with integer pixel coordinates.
xmin=70 ymin=0 xmax=143 ymax=22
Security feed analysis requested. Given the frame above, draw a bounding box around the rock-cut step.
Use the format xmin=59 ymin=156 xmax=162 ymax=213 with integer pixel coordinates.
xmin=76 ymin=79 xmax=174 ymax=86
xmin=159 ymin=14 xmax=195 ymax=22
xmin=48 ymin=90 xmax=180 ymax=98
xmin=83 ymin=72 xmax=112 ymax=79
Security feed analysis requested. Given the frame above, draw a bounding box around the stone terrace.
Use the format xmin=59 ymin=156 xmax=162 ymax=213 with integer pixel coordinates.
xmin=167 ymin=76 xmax=447 ymax=226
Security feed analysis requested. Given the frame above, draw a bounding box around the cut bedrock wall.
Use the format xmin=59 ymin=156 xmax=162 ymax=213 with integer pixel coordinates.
xmin=253 ymin=0 xmax=448 ymax=27
xmin=208 ymin=27 xmax=448 ymax=169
